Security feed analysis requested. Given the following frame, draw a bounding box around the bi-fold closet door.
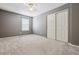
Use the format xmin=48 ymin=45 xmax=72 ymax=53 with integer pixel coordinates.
xmin=47 ymin=9 xmax=68 ymax=42
xmin=47 ymin=13 xmax=56 ymax=40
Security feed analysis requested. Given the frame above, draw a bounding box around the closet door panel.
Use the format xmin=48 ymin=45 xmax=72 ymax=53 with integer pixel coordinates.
xmin=56 ymin=10 xmax=68 ymax=42
xmin=56 ymin=13 xmax=62 ymax=41
xmin=47 ymin=13 xmax=55 ymax=39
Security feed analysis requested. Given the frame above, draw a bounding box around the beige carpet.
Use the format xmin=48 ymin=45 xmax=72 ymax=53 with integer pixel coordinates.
xmin=0 ymin=34 xmax=79 ymax=55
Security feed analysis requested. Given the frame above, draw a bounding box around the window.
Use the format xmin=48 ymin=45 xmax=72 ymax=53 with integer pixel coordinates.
xmin=22 ymin=18 xmax=29 ymax=31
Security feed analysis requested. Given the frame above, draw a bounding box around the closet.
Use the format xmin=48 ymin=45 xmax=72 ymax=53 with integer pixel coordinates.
xmin=47 ymin=13 xmax=55 ymax=40
xmin=47 ymin=9 xmax=68 ymax=42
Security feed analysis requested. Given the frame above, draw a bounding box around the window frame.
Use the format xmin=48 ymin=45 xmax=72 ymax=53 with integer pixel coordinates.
xmin=21 ymin=18 xmax=30 ymax=31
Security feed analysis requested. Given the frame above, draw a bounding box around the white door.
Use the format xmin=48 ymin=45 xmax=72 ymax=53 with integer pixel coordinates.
xmin=56 ymin=9 xmax=68 ymax=42
xmin=47 ymin=13 xmax=55 ymax=40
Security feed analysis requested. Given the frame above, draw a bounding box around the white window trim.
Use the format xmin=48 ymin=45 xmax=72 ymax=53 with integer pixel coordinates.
xmin=22 ymin=18 xmax=29 ymax=31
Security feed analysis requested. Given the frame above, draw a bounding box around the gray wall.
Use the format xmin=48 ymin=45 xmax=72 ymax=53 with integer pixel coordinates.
xmin=33 ymin=3 xmax=79 ymax=46
xmin=70 ymin=4 xmax=79 ymax=46
xmin=33 ymin=14 xmax=47 ymax=37
xmin=0 ymin=9 xmax=33 ymax=38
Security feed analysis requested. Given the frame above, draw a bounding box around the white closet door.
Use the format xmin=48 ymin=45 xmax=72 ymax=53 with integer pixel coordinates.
xmin=56 ymin=9 xmax=68 ymax=42
xmin=47 ymin=13 xmax=55 ymax=39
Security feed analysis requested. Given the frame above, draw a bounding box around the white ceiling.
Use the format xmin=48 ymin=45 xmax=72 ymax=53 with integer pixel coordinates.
xmin=0 ymin=3 xmax=65 ymax=17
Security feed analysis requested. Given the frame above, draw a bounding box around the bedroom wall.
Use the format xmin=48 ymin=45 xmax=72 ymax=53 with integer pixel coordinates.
xmin=70 ymin=4 xmax=79 ymax=46
xmin=33 ymin=14 xmax=47 ymax=37
xmin=0 ymin=9 xmax=33 ymax=38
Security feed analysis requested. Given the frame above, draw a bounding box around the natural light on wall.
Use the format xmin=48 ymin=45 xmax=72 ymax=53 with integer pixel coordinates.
xmin=22 ymin=18 xmax=29 ymax=31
